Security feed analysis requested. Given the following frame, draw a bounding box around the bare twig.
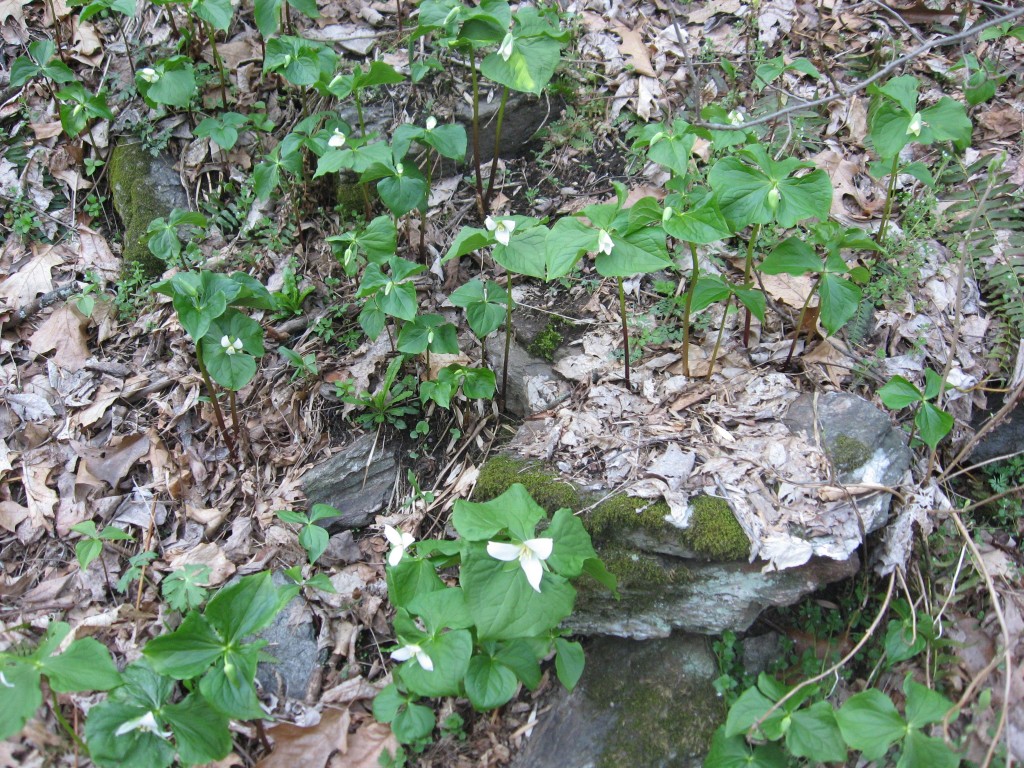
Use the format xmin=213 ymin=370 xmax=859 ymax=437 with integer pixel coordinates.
xmin=693 ymin=7 xmax=1024 ymax=131
xmin=5 ymin=284 xmax=77 ymax=328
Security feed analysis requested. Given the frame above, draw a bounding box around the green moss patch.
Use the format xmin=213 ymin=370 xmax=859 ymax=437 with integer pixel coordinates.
xmin=108 ymin=143 xmax=177 ymax=280
xmin=827 ymin=433 xmax=874 ymax=474
xmin=587 ymin=495 xmax=672 ymax=542
xmin=473 ymin=455 xmax=580 ymax=514
xmin=681 ymin=495 xmax=749 ymax=561
xmin=528 ymin=319 xmax=564 ymax=361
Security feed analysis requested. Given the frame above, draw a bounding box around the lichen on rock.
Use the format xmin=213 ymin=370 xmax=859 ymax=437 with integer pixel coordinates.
xmin=108 ymin=142 xmax=188 ymax=279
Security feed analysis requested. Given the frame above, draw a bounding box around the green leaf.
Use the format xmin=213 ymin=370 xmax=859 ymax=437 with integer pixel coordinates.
xmin=545 ymin=217 xmax=596 ymax=279
xmin=662 ymin=202 xmax=731 ymax=244
xmin=904 ymin=676 xmax=956 ymax=729
xmin=465 ymin=654 xmax=519 ymax=710
xmin=493 ymin=226 xmax=548 ymax=279
xmin=899 ymin=728 xmax=960 ymax=768
xmin=198 ymin=653 xmax=265 ymax=720
xmin=253 ymin=0 xmax=282 ymax=36
xmin=460 ymin=542 xmax=576 ymax=640
xmin=918 ymin=98 xmax=972 ymax=150
xmin=480 ymin=34 xmax=562 ymax=95
xmin=546 ymin=509 xmax=597 ymax=578
xmin=818 ymin=273 xmax=861 ymax=335
xmin=204 ymin=571 xmax=284 ymax=642
xmin=377 ymin=171 xmax=428 ymax=217
xmin=396 ymin=629 xmax=472 ymax=698
xmin=450 ymin=279 xmax=509 ymax=339
xmin=142 ymin=58 xmax=197 ymax=108
xmin=0 ymin=662 xmax=42 ymax=740
xmin=192 ymin=0 xmax=233 ymax=30
xmin=407 ymin=587 xmax=474 ymax=632
xmin=915 ymin=401 xmax=953 ymax=450
xmin=299 ymin=522 xmax=329 ymax=564
xmin=553 ymin=638 xmax=585 ymax=690
xmin=201 ymin=310 xmax=264 ymax=391
xmin=41 ymin=637 xmax=122 ymax=692
xmin=387 ymin=557 xmax=446 ymax=608
xmin=704 ymin=728 xmax=788 ymax=768
xmin=876 ymin=75 xmax=920 ymax=115
xmin=372 ymin=683 xmax=407 ymax=723
xmin=161 ymin=565 xmax=211 ymax=612
xmin=451 ymin=484 xmax=545 ymax=542
xmin=76 ymin=538 xmax=103 ymax=570
xmin=494 ymin=639 xmax=544 ymax=690
xmin=595 ymin=227 xmax=671 ymax=277
xmin=869 ymin=101 xmax=914 ymax=159
xmin=691 ymin=275 xmax=732 ymax=312
xmin=786 ymin=701 xmax=846 ymax=763
xmin=761 ymin=238 xmax=821 ymax=276
xmin=724 ymin=685 xmax=777 ymax=738
xmin=878 ymin=376 xmax=923 ymax=409
xmin=733 ymin=287 xmax=766 ymax=324
xmin=85 ymin=701 xmax=176 ymax=768
xmin=835 ymin=689 xmax=906 ymax=761
xmin=163 ymin=692 xmax=232 ymax=765
xmin=144 ymin=611 xmax=224 ymax=679
xmin=393 ymin=702 xmax=435 ymax=744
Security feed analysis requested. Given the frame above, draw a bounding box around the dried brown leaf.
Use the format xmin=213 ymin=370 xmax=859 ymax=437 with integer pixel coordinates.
xmin=29 ymin=303 xmax=91 ymax=371
xmin=166 ymin=542 xmax=235 ymax=585
xmin=258 ymin=708 xmax=349 ymax=768
xmin=611 ymin=22 xmax=656 ymax=77
xmin=82 ymin=433 xmax=151 ymax=488
xmin=0 ymin=500 xmax=30 ymax=532
xmin=0 ymin=245 xmax=64 ymax=303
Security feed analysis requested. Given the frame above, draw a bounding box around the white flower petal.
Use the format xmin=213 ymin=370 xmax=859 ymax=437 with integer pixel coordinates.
xmin=487 ymin=541 xmax=522 ymax=562
xmin=523 ymin=537 xmax=553 ymax=560
xmin=425 ymin=116 xmax=437 ymax=131
xmin=388 ymin=546 xmax=405 ymax=567
xmin=415 ymin=650 xmax=434 ymax=671
xmin=521 ymin=555 xmax=544 ymax=592
xmin=383 ymin=524 xmax=403 ymax=547
xmin=221 ymin=335 xmax=231 ymax=349
xmin=485 ymin=216 xmax=497 ymax=232
xmin=328 ymin=130 xmax=346 ymax=148
xmin=115 ymin=711 xmax=171 ymax=740
xmin=391 ymin=644 xmax=418 ymax=662
xmin=597 ymin=229 xmax=614 ymax=255
xmin=498 ymin=32 xmax=514 ymax=61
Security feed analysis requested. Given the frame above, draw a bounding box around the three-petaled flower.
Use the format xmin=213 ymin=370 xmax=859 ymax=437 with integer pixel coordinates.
xmin=328 ymin=129 xmax=346 ymax=148
xmin=425 ymin=116 xmax=437 ymax=131
xmin=727 ymin=109 xmax=745 ymax=126
xmin=497 ymin=32 xmax=515 ymax=62
xmin=220 ymin=336 xmax=243 ymax=356
xmin=392 ymin=642 xmax=433 ymax=671
xmin=485 ymin=216 xmax=515 ymax=246
xmin=487 ymin=537 xmax=553 ymax=592
xmin=596 ymin=229 xmax=614 ymax=256
xmin=139 ymin=67 xmax=160 ymax=83
xmin=384 ymin=524 xmax=415 ymax=566
xmin=114 ymin=711 xmax=172 ymax=740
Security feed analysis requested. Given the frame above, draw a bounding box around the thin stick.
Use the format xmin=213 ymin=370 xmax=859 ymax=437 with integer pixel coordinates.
xmin=681 ymin=242 xmax=699 ymax=377
xmin=484 ymin=86 xmax=510 ymax=209
xmin=469 ymin=46 xmax=485 ymax=218
xmin=618 ymin=277 xmax=631 ymax=387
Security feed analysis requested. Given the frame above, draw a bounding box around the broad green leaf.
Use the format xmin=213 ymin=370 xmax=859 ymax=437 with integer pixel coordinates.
xmin=545 ymin=217 xmax=595 ymax=279
xmin=461 ymin=542 xmax=576 ymax=640
xmin=423 ymin=123 xmax=467 ymax=160
xmin=554 ymin=638 xmax=584 ymax=690
xmin=387 ymin=556 xmax=446 ymax=608
xmin=192 ymin=0 xmax=233 ymax=30
xmin=443 ymin=226 xmax=492 ymax=262
xmin=724 ymin=686 xmax=777 ymax=738
xmin=144 ymin=59 xmax=196 ymax=108
xmin=465 ymin=654 xmax=518 ymax=710
xmin=144 ymin=611 xmax=224 ymax=679
xmin=41 ymin=638 xmax=122 ymax=692
xmin=761 ymin=238 xmax=821 ymax=276
xmin=85 ymin=700 xmax=176 ymax=768
xmin=253 ymin=0 xmax=282 ymax=36
xmin=371 ymin=683 xmax=406 ymax=722
xmin=451 ymin=484 xmax=545 ymax=542
xmin=162 ymin=564 xmax=211 ymax=613
xmin=299 ymin=522 xmax=329 ymax=564
xmin=734 ymin=287 xmax=766 ymax=323
xmin=662 ymin=203 xmax=731 ymax=244
xmin=876 ymin=75 xmax=920 ymax=115
xmin=407 ymin=587 xmax=474 ymax=632
xmin=915 ymin=401 xmax=953 ymax=450
xmin=878 ymin=376 xmax=922 ymax=409
xmin=869 ymin=101 xmax=913 ymax=159
xmin=691 ymin=275 xmax=731 ymax=311
xmin=480 ymin=34 xmax=562 ymax=95
xmin=198 ymin=652 xmax=264 ymax=720
xmin=836 ymin=689 xmax=906 ymax=761
xmin=393 ymin=702 xmax=435 ymax=743
xmin=494 ymin=227 xmax=548 ymax=279
xmin=495 ymin=639 xmax=544 ymax=689
xmin=546 ymin=509 xmax=597 ymax=578
xmin=163 ymin=692 xmax=232 ymax=765
xmin=450 ymin=279 xmax=509 ymax=339
xmin=0 ymin=662 xmax=42 ymax=740
xmin=818 ymin=272 xmax=861 ymax=334
xmin=918 ymin=98 xmax=972 ymax=150
xmin=76 ymin=538 xmax=103 ymax=569
xmin=904 ymin=676 xmax=956 ymax=728
xmin=396 ymin=629 xmax=472 ymax=698
xmin=204 ymin=571 xmax=284 ymax=642
xmin=787 ymin=701 xmax=846 ymax=763
xmin=595 ymin=227 xmax=670 ymax=277
xmin=899 ymin=728 xmax=960 ymax=768
xmin=704 ymin=729 xmax=788 ymax=768
xmin=377 ymin=172 xmax=428 ymax=217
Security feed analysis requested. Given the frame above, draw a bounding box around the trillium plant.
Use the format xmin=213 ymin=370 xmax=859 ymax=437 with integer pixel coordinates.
xmin=373 ymin=484 xmax=616 ymax=745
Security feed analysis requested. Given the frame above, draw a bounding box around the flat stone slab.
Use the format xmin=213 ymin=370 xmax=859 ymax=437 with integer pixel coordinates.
xmin=300 ymin=433 xmax=400 ymax=531
xmin=511 ymin=633 xmax=723 ymax=768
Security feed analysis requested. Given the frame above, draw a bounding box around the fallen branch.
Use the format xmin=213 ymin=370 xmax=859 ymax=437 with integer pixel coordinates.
xmin=5 ymin=284 xmax=77 ymax=329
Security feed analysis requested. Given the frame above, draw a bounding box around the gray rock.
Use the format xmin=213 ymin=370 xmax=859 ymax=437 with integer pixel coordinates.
xmin=742 ymin=633 xmax=782 ymax=676
xmin=784 ymin=391 xmax=912 ymax=533
xmin=568 ymin=554 xmax=859 ymax=640
xmin=256 ymin=572 xmax=325 ymax=702
xmin=300 ymin=433 xmax=401 ymax=531
xmin=485 ymin=332 xmax=570 ymax=417
xmin=969 ymin=397 xmax=1024 ymax=464
xmin=455 ymin=91 xmax=558 ymax=162
xmin=511 ymin=634 xmax=723 ymax=768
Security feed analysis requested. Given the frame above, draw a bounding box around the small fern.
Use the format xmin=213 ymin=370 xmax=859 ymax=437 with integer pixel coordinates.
xmin=943 ymin=156 xmax=1024 ymax=373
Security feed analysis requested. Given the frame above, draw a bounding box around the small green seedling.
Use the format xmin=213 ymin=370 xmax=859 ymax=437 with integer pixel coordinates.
xmin=161 ymin=564 xmax=212 ymax=613
xmin=877 ymin=369 xmax=955 ymax=450
xmin=277 ymin=504 xmax=337 ymax=565
xmin=280 ymin=347 xmax=318 ymax=381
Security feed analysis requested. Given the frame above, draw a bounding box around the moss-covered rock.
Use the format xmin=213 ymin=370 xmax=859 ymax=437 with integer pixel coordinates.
xmin=108 ymin=142 xmax=188 ymax=279
xmin=827 ymin=433 xmax=874 ymax=474
xmin=681 ymin=495 xmax=749 ymax=561
xmin=473 ymin=455 xmax=580 ymax=514
xmin=588 ymin=495 xmax=673 ymax=542
xmin=528 ymin=320 xmax=564 ymax=362
xmin=598 ymin=547 xmax=687 ymax=589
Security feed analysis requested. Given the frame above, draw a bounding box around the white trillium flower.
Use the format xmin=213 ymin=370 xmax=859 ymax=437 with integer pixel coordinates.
xmin=383 ymin=524 xmax=415 ymax=567
xmin=497 ymin=32 xmax=515 ymax=61
xmin=596 ymin=229 xmax=614 ymax=256
xmin=425 ymin=115 xmax=437 ymax=131
xmin=727 ymin=109 xmax=745 ymax=126
xmin=139 ymin=67 xmax=160 ymax=83
xmin=392 ymin=642 xmax=434 ymax=671
xmin=906 ymin=111 xmax=924 ymax=137
xmin=487 ymin=537 xmax=553 ymax=593
xmin=115 ymin=711 xmax=172 ymax=740
xmin=485 ymin=216 xmax=515 ymax=246
xmin=328 ymin=130 xmax=346 ymax=148
xmin=0 ymin=671 xmax=13 ymax=688
xmin=221 ymin=335 xmax=243 ymax=356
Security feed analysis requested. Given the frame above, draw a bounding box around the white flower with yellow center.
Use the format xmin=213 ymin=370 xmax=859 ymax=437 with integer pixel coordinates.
xmin=220 ymin=336 xmax=243 ymax=356
xmin=487 ymin=537 xmax=553 ymax=593
xmin=596 ymin=229 xmax=614 ymax=256
xmin=139 ymin=67 xmax=160 ymax=83
xmin=727 ymin=109 xmax=745 ymax=126
xmin=485 ymin=216 xmax=515 ymax=246
xmin=328 ymin=129 xmax=346 ymax=148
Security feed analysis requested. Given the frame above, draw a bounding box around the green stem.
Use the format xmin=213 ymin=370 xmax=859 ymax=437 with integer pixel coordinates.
xmin=618 ymin=277 xmax=631 ymax=387
xmin=50 ymin=690 xmax=87 ymax=753
xmin=469 ymin=46 xmax=485 ymax=218
xmin=876 ymin=154 xmax=901 ymax=248
xmin=355 ymin=92 xmax=366 ymax=137
xmin=706 ymin=294 xmax=732 ymax=382
xmin=420 ymin=148 xmax=433 ymax=263
xmin=483 ymin=85 xmax=510 ymax=211
xmin=195 ymin=353 xmax=237 ymax=458
xmin=785 ymin=277 xmax=819 ymax=365
xmin=228 ymin=389 xmax=240 ymax=448
xmin=682 ymin=241 xmax=699 ymax=377
xmin=205 ymin=21 xmax=229 ymax=106
xmin=742 ymin=223 xmax=761 ymax=347
xmin=502 ymin=270 xmax=514 ymax=406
